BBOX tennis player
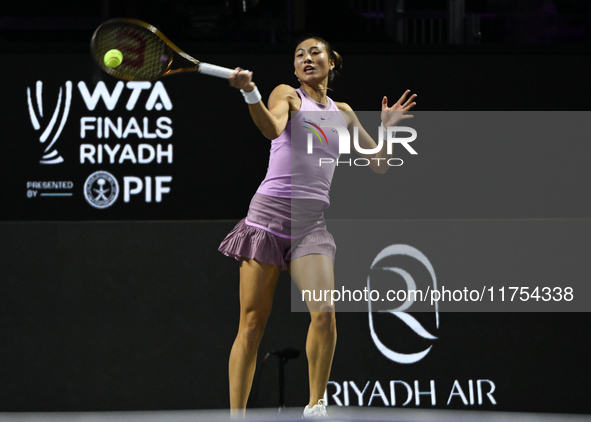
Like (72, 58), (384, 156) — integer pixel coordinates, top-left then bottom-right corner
(219, 36), (416, 418)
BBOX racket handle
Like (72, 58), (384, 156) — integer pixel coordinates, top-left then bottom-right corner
(197, 62), (235, 79)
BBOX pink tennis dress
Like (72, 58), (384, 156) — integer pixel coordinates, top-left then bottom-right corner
(218, 87), (347, 269)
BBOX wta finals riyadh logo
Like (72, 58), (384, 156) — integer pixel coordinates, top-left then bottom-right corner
(27, 81), (72, 164)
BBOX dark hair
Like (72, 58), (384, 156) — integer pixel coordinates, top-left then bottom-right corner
(294, 35), (343, 84)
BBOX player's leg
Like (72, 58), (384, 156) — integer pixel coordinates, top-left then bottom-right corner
(229, 259), (281, 411)
(289, 254), (336, 409)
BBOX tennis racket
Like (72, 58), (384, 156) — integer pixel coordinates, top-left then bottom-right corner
(91, 18), (235, 81)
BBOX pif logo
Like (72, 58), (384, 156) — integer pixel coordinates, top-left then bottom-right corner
(27, 81), (72, 164)
(82, 171), (173, 208)
(84, 170), (120, 209)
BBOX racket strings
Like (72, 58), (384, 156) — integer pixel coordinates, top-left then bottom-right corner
(93, 22), (171, 80)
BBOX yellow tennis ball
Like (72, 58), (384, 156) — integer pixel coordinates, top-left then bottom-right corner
(104, 49), (123, 68)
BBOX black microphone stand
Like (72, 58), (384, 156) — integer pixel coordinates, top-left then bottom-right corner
(269, 348), (300, 411)
(278, 355), (287, 410)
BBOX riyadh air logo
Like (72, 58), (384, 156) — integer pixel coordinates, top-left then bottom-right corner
(27, 81), (72, 164)
(368, 245), (439, 364)
(84, 171), (119, 209)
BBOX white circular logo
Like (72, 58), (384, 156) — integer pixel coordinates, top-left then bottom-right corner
(368, 244), (439, 364)
(83, 171), (119, 209)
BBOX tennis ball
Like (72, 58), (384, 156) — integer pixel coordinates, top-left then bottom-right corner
(104, 49), (123, 68)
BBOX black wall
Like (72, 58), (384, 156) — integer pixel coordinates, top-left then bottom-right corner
(1, 221), (590, 412)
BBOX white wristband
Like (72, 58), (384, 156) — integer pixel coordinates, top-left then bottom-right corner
(240, 86), (262, 104)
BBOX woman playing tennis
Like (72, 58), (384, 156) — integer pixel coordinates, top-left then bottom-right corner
(219, 36), (416, 418)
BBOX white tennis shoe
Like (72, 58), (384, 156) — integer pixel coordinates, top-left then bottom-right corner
(302, 399), (328, 419)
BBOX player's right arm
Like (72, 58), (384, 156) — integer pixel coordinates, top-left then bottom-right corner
(246, 84), (296, 140)
(229, 70), (297, 140)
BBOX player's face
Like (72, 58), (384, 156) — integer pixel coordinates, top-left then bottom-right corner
(294, 39), (333, 84)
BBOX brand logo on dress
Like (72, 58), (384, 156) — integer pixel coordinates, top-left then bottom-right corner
(303, 119), (329, 153)
(27, 81), (72, 164)
(368, 244), (439, 364)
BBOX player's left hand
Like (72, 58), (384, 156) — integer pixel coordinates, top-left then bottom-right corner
(381, 90), (416, 127)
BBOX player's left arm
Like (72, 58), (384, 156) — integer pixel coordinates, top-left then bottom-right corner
(336, 90), (416, 174)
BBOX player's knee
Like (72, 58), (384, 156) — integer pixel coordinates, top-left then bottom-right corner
(239, 311), (269, 345)
(311, 310), (336, 333)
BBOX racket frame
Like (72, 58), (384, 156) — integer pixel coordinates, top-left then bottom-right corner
(91, 18), (213, 81)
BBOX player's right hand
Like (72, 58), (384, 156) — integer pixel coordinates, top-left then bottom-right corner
(229, 67), (256, 92)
